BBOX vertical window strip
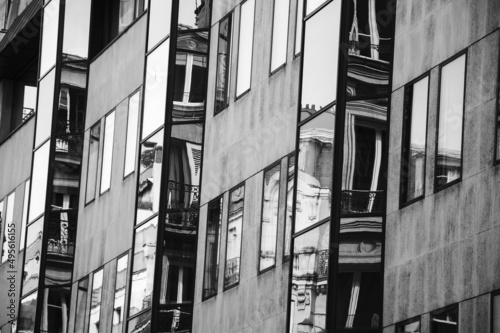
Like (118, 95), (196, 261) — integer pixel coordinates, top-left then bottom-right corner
(224, 185), (244, 289)
(89, 268), (104, 333)
(283, 153), (295, 261)
(203, 197), (223, 299)
(20, 180), (30, 252)
(1, 191), (15, 263)
(294, 0), (303, 56)
(235, 0), (255, 97)
(124, 92), (140, 177)
(270, 0), (290, 73)
(85, 122), (101, 204)
(112, 254), (129, 333)
(100, 111), (116, 194)
(214, 14), (232, 114)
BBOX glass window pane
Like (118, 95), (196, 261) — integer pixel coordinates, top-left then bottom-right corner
(259, 164), (281, 271)
(23, 216), (44, 296)
(2, 192), (15, 263)
(296, 109), (334, 233)
(235, 0), (255, 97)
(18, 293), (38, 333)
(306, 0), (328, 15)
(29, 141), (50, 222)
(23, 86), (37, 119)
(289, 222), (329, 333)
(89, 269), (104, 333)
(75, 277), (89, 333)
(158, 306), (192, 332)
(270, 0), (290, 72)
(112, 254), (129, 333)
(178, 0), (196, 29)
(203, 197), (222, 299)
(136, 130), (163, 224)
(40, 0), (60, 77)
(127, 310), (151, 333)
(35, 68), (56, 148)
(20, 180), (30, 251)
(45, 211), (76, 285)
(494, 294), (500, 332)
(214, 15), (232, 114)
(284, 154), (295, 261)
(401, 77), (429, 203)
(143, 40), (169, 139)
(431, 307), (458, 333)
(40, 287), (70, 333)
(224, 185), (244, 288)
(436, 55), (466, 188)
(100, 111), (115, 194)
(119, 0), (135, 33)
(124, 92), (140, 176)
(294, 0), (303, 56)
(62, 0), (91, 58)
(397, 320), (421, 333)
(300, 0), (341, 122)
(148, 0), (172, 50)
(85, 122), (101, 204)
(129, 217), (157, 316)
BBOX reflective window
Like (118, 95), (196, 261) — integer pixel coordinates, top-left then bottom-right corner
(148, 0), (172, 50)
(112, 254), (129, 333)
(40, 0), (60, 77)
(158, 307), (192, 332)
(129, 217), (157, 316)
(23, 86), (37, 121)
(29, 141), (50, 222)
(100, 111), (115, 194)
(436, 54), (466, 189)
(270, 0), (290, 72)
(300, 0), (341, 122)
(493, 294), (500, 332)
(142, 40), (169, 139)
(40, 287), (70, 333)
(289, 222), (329, 333)
(178, 0), (208, 29)
(284, 154), (295, 261)
(22, 217), (44, 296)
(124, 92), (140, 177)
(431, 307), (458, 333)
(235, 0), (255, 97)
(203, 197), (222, 299)
(1, 192), (14, 263)
(214, 14), (232, 114)
(396, 318), (421, 333)
(18, 293), (38, 333)
(128, 310), (151, 333)
(45, 211), (76, 285)
(85, 122), (101, 204)
(296, 110), (335, 232)
(294, 0), (303, 56)
(62, 0), (91, 58)
(224, 185), (244, 288)
(89, 268), (104, 333)
(259, 163), (281, 271)
(20, 180), (30, 251)
(136, 130), (164, 224)
(35, 68), (55, 148)
(401, 76), (429, 204)
(74, 277), (89, 333)
(306, 0), (328, 15)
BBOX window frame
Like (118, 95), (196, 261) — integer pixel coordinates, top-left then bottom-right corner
(234, 0), (256, 100)
(395, 316), (421, 333)
(492, 290), (500, 333)
(110, 252), (130, 333)
(269, 0), (291, 75)
(214, 11), (234, 116)
(88, 267), (105, 333)
(123, 88), (142, 179)
(1, 190), (15, 263)
(430, 303), (459, 333)
(99, 109), (116, 196)
(74, 275), (90, 333)
(85, 120), (102, 205)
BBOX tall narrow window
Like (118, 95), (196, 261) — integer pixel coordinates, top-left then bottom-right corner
(284, 154), (295, 261)
(20, 180), (30, 251)
(235, 0), (255, 97)
(147, 0), (172, 50)
(294, 0), (303, 56)
(86, 122), (101, 203)
(124, 92), (140, 177)
(203, 197), (223, 299)
(0, 200), (3, 262)
(89, 268), (104, 333)
(35, 68), (56, 148)
(401, 75), (429, 204)
(493, 293), (500, 332)
(259, 163), (281, 272)
(431, 306), (458, 333)
(112, 254), (128, 333)
(224, 185), (244, 289)
(215, 14), (232, 114)
(74, 277), (89, 333)
(100, 111), (115, 194)
(1, 191), (15, 263)
(435, 54), (466, 189)
(270, 0), (290, 73)
(39, 0), (60, 77)
(29, 140), (50, 222)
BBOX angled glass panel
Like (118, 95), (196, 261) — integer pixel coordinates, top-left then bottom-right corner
(35, 68), (56, 148)
(431, 307), (458, 333)
(270, 0), (290, 72)
(85, 122), (101, 204)
(259, 164), (281, 271)
(436, 55), (466, 188)
(136, 130), (164, 224)
(224, 185), (244, 288)
(203, 198), (222, 299)
(284, 154), (295, 261)
(296, 109), (334, 233)
(158, 306), (192, 332)
(300, 0), (341, 122)
(129, 217), (157, 316)
(294, 0), (303, 56)
(62, 0), (91, 59)
(127, 310), (151, 333)
(22, 216), (44, 296)
(40, 287), (71, 333)
(124, 92), (140, 177)
(20, 180), (30, 251)
(178, 0), (211, 29)
(75, 277), (89, 333)
(235, 0), (255, 97)
(112, 254), (129, 333)
(289, 222), (329, 333)
(18, 293), (38, 333)
(143, 40), (169, 139)
(29, 141), (50, 222)
(40, 0), (60, 77)
(397, 319), (421, 333)
(100, 111), (115, 194)
(214, 14), (232, 114)
(306, 0), (328, 15)
(1, 192), (15, 263)
(89, 268), (104, 333)
(148, 0), (172, 51)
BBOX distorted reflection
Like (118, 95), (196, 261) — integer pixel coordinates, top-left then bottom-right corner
(259, 164), (281, 271)
(295, 0), (303, 56)
(40, 0), (59, 76)
(18, 293), (38, 333)
(20, 180), (30, 252)
(74, 277), (89, 333)
(35, 68), (55, 147)
(203, 198), (222, 298)
(40, 287), (70, 333)
(89, 269), (103, 333)
(296, 110), (335, 233)
(100, 111), (115, 194)
(136, 130), (164, 224)
(336, 217), (382, 329)
(129, 217), (158, 316)
(124, 92), (140, 177)
(158, 307), (192, 332)
(23, 217), (44, 296)
(290, 222), (329, 333)
(224, 185), (244, 288)
(214, 15), (232, 114)
(29, 140), (50, 221)
(128, 310), (151, 333)
(284, 154), (295, 261)
(341, 99), (387, 215)
(178, 0), (211, 29)
(112, 255), (129, 333)
(397, 320), (421, 333)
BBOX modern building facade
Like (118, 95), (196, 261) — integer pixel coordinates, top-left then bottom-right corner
(0, 0), (499, 332)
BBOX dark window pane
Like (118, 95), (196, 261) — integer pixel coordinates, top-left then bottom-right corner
(493, 294), (500, 332)
(284, 154), (295, 261)
(235, 0), (255, 97)
(173, 54), (187, 102)
(259, 163), (281, 271)
(20, 180), (30, 251)
(129, 217), (157, 316)
(124, 92), (140, 176)
(40, 287), (71, 333)
(397, 319), (421, 333)
(85, 122), (101, 204)
(294, 0), (303, 56)
(203, 198), (222, 299)
(89, 269), (104, 333)
(214, 15), (232, 114)
(127, 310), (151, 333)
(112, 255), (129, 333)
(289, 222), (329, 333)
(300, 0), (341, 122)
(436, 55), (466, 188)
(35, 68), (56, 148)
(1, 192), (14, 264)
(148, 0), (172, 50)
(62, 0), (91, 59)
(136, 130), (164, 224)
(57, 62), (87, 137)
(270, 0), (290, 72)
(158, 306), (192, 332)
(23, 216), (43, 296)
(296, 109), (334, 232)
(75, 277), (89, 333)
(40, 0), (59, 76)
(224, 185), (244, 288)
(100, 111), (115, 194)
(431, 307), (458, 333)
(401, 77), (429, 203)
(18, 293), (38, 333)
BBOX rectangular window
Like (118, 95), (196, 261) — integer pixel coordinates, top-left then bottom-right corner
(112, 254), (128, 333)
(100, 111), (115, 194)
(23, 216), (44, 297)
(40, 0), (60, 77)
(1, 191), (15, 263)
(74, 277), (89, 333)
(401, 75), (429, 204)
(147, 0), (172, 50)
(431, 306), (458, 333)
(493, 293), (500, 332)
(203, 197), (223, 299)
(435, 54), (466, 189)
(235, 0), (255, 98)
(89, 268), (104, 333)
(270, 0), (290, 73)
(85, 122), (101, 204)
(224, 185), (244, 289)
(35, 68), (56, 148)
(0, 200), (3, 262)
(214, 14), (232, 114)
(124, 92), (140, 177)
(294, 0), (303, 56)
(284, 154), (294, 261)
(20, 180), (30, 251)
(40, 287), (70, 333)
(259, 163), (281, 272)
(396, 318), (421, 333)
(18, 293), (38, 333)
(29, 140), (50, 222)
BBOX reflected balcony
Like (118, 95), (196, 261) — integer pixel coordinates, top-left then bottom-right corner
(224, 257), (240, 286)
(341, 190), (385, 215)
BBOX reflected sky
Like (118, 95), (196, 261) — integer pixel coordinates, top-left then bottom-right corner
(62, 0), (91, 58)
